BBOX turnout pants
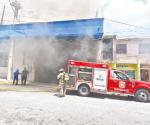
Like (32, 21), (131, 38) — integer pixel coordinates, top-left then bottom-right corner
(59, 83), (67, 97)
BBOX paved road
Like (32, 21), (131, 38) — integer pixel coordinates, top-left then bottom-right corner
(0, 92), (150, 125)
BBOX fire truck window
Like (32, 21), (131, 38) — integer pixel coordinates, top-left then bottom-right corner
(69, 67), (76, 75)
(78, 73), (92, 81)
(78, 67), (92, 73)
(78, 67), (92, 81)
(111, 71), (117, 78)
(114, 71), (128, 80)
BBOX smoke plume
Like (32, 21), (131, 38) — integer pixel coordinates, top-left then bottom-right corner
(12, 34), (99, 83)
(134, 0), (148, 4)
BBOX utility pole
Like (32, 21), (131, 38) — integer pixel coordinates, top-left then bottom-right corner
(0, 5), (6, 24)
(9, 0), (21, 22)
(7, 0), (21, 81)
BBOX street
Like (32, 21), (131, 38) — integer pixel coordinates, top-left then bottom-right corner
(0, 92), (150, 125)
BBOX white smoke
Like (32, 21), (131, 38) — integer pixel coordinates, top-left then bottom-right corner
(134, 0), (148, 4)
(101, 0), (112, 17)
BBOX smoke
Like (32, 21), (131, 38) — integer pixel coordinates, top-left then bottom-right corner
(12, 33), (99, 83)
(134, 0), (148, 4)
(3, 0), (101, 83)
(18, 0), (101, 22)
(101, 0), (112, 17)
(72, 38), (98, 61)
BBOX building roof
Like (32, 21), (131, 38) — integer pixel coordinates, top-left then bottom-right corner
(0, 18), (104, 39)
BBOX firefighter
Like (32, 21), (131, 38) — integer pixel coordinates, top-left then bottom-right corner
(57, 68), (69, 97)
(21, 67), (29, 85)
(13, 69), (20, 85)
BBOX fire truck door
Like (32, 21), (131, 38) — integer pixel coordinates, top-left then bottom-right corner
(68, 66), (76, 86)
(93, 68), (108, 91)
(109, 71), (132, 93)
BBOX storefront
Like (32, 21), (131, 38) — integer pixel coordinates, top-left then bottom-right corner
(140, 64), (150, 82)
(109, 63), (140, 80)
(0, 18), (104, 82)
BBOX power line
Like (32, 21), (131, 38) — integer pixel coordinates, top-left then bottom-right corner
(105, 18), (150, 31)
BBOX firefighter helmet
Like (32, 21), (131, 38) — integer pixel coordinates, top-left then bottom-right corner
(59, 68), (64, 72)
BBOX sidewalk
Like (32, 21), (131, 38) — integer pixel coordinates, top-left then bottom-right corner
(0, 82), (58, 92)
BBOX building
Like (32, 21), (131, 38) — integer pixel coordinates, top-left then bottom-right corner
(0, 18), (104, 83)
(1, 17), (150, 83)
(98, 36), (150, 81)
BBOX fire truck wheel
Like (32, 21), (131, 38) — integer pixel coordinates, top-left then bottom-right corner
(135, 89), (150, 102)
(78, 84), (90, 96)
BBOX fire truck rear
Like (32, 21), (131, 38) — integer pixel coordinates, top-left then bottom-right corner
(67, 60), (150, 102)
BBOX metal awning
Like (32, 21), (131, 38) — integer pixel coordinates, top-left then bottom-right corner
(0, 18), (104, 39)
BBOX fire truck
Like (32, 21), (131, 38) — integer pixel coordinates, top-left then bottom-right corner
(67, 60), (150, 102)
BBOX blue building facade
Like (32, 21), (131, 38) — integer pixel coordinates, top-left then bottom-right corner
(0, 18), (104, 39)
(0, 18), (104, 82)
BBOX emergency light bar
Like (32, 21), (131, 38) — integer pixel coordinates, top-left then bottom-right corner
(68, 60), (109, 69)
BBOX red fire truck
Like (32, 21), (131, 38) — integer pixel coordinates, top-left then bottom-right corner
(67, 60), (150, 102)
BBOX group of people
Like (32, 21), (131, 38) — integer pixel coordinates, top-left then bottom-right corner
(13, 67), (68, 97)
(13, 67), (29, 85)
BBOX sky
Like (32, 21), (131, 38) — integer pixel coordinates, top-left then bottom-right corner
(0, 0), (150, 37)
(102, 0), (150, 38)
(101, 0), (150, 26)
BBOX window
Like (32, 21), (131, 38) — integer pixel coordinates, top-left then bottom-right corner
(69, 66), (76, 75)
(139, 44), (150, 54)
(120, 70), (135, 79)
(78, 67), (92, 81)
(78, 67), (92, 73)
(116, 44), (127, 54)
(111, 71), (128, 80)
(78, 73), (92, 81)
(68, 66), (77, 85)
(102, 38), (113, 60)
(140, 70), (149, 82)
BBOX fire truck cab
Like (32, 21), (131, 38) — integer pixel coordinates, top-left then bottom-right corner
(67, 60), (150, 102)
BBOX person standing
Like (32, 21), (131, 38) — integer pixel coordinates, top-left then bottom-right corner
(57, 68), (69, 97)
(13, 69), (20, 85)
(21, 67), (29, 85)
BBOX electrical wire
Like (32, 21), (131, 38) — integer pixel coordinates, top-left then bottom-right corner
(105, 18), (150, 31)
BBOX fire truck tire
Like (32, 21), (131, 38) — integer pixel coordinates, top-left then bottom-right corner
(78, 84), (90, 96)
(135, 89), (150, 102)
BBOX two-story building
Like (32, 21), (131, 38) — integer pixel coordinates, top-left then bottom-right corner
(98, 36), (150, 82)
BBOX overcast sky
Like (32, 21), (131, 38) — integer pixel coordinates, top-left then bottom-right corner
(103, 0), (150, 26)
(0, 0), (150, 37)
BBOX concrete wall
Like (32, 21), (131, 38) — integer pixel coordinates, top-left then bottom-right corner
(115, 38), (150, 64)
(98, 37), (150, 64)
(95, 37), (150, 81)
(0, 39), (10, 80)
